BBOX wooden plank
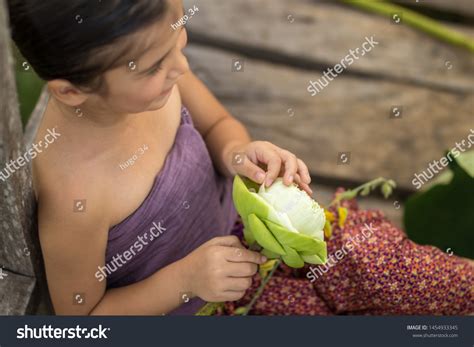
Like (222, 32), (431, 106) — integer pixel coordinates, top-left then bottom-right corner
(0, 0), (54, 315)
(184, 0), (474, 93)
(185, 45), (473, 190)
(0, 269), (36, 315)
(0, 0), (39, 277)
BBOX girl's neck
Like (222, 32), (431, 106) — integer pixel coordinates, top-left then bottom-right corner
(50, 94), (142, 129)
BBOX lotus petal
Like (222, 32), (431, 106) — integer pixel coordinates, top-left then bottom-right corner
(248, 214), (286, 255)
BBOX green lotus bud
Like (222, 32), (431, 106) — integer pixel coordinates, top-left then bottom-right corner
(232, 175), (327, 268)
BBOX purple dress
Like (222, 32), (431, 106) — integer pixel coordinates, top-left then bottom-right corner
(104, 106), (238, 315)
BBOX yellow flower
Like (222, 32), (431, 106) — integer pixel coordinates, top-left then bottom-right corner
(338, 207), (348, 228)
(259, 259), (279, 278)
(324, 210), (336, 222)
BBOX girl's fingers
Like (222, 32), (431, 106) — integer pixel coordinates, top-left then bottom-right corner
(209, 235), (245, 249)
(224, 277), (253, 292)
(255, 148), (282, 187)
(234, 153), (266, 184)
(221, 290), (247, 302)
(294, 173), (313, 196)
(275, 149), (298, 186)
(225, 262), (258, 277)
(297, 158), (311, 184)
(226, 247), (266, 264)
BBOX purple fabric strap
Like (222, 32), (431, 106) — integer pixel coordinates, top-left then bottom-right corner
(104, 106), (238, 315)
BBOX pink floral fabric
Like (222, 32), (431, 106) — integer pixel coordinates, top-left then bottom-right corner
(220, 190), (473, 316)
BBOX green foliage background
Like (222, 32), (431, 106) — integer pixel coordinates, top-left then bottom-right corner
(404, 151), (474, 259)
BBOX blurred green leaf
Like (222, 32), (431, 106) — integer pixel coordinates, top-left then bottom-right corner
(455, 149), (474, 178)
(11, 41), (44, 126)
(404, 151), (474, 259)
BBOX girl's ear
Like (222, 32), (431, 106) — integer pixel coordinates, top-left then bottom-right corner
(47, 79), (89, 107)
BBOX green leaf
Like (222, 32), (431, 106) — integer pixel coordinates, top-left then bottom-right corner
(195, 302), (224, 316)
(455, 149), (474, 178)
(381, 182), (392, 198)
(360, 186), (371, 196)
(233, 307), (247, 315)
(404, 153), (474, 259)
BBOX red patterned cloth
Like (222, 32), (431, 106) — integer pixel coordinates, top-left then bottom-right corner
(220, 190), (474, 315)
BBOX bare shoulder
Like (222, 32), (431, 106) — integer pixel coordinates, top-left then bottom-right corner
(32, 118), (112, 314)
(33, 135), (112, 225)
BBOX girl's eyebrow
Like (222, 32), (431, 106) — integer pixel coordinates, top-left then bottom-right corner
(137, 7), (186, 76)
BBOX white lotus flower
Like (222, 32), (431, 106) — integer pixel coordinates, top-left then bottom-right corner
(233, 175), (327, 268)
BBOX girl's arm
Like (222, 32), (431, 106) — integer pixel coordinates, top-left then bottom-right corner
(177, 70), (251, 177)
(37, 172), (192, 315)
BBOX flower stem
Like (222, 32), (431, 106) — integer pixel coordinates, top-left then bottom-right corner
(330, 177), (386, 206)
(341, 0), (474, 52)
(241, 259), (281, 316)
(195, 302), (224, 316)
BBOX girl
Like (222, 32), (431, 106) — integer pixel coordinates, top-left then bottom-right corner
(7, 0), (472, 316)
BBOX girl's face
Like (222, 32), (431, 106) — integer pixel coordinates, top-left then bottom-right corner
(93, 0), (189, 115)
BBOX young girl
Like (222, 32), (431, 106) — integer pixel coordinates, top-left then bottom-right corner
(8, 0), (472, 316)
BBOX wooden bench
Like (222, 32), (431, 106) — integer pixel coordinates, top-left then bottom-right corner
(0, 0), (52, 314)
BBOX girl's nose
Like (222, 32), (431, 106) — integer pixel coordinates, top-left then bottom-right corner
(168, 53), (189, 80)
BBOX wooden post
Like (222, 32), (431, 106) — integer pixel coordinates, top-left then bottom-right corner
(0, 0), (52, 314)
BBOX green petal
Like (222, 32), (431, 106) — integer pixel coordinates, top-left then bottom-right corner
(281, 245), (304, 268)
(300, 245), (327, 259)
(261, 248), (281, 259)
(248, 214), (286, 255)
(263, 218), (326, 254)
(233, 175), (293, 229)
(233, 175), (270, 219)
(301, 253), (326, 265)
(241, 217), (255, 245)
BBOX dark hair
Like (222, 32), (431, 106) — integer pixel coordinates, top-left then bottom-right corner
(7, 0), (168, 94)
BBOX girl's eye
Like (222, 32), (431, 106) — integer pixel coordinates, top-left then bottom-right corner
(147, 65), (162, 76)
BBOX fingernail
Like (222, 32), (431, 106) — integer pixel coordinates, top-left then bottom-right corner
(256, 172), (265, 182)
(261, 256), (267, 263)
(288, 175), (294, 183)
(266, 178), (273, 186)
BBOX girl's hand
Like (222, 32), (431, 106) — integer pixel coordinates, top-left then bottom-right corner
(227, 141), (313, 195)
(180, 236), (266, 302)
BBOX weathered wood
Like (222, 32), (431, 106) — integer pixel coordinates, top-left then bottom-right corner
(0, 0), (36, 276)
(184, 0), (474, 93)
(185, 45), (473, 190)
(0, 270), (36, 315)
(0, 0), (52, 314)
